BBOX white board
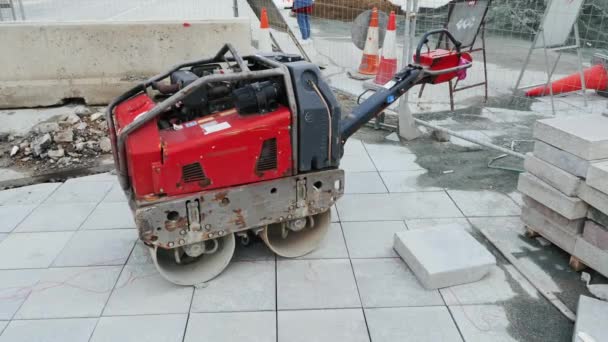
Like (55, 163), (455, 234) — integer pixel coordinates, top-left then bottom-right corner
(537, 0), (584, 48)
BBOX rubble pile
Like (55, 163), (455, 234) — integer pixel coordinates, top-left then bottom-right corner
(3, 106), (112, 172)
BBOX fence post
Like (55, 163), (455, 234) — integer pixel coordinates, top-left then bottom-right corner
(398, 0), (421, 140)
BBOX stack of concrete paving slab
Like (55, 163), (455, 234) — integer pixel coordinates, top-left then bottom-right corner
(517, 115), (608, 278)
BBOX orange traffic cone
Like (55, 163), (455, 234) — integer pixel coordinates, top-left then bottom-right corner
(358, 8), (380, 75)
(374, 11), (397, 84)
(526, 64), (608, 97)
(258, 7), (273, 52)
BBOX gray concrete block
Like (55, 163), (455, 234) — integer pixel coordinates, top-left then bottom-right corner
(534, 116), (608, 160)
(524, 153), (581, 196)
(573, 295), (608, 342)
(579, 183), (608, 217)
(573, 237), (608, 278)
(586, 160), (608, 195)
(393, 228), (496, 289)
(521, 206), (579, 254)
(523, 196), (585, 234)
(588, 206), (608, 227)
(533, 141), (594, 178)
(517, 173), (588, 220)
(583, 220), (608, 251)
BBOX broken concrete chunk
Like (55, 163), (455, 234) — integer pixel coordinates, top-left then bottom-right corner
(47, 148), (65, 159)
(74, 122), (88, 131)
(522, 195), (584, 234)
(34, 122), (59, 134)
(393, 228), (496, 289)
(583, 220), (608, 251)
(10, 146), (19, 157)
(99, 137), (112, 153)
(524, 153), (581, 196)
(31, 133), (52, 156)
(53, 128), (74, 143)
(90, 112), (104, 121)
(74, 106), (92, 116)
(517, 173), (588, 220)
(579, 183), (608, 217)
(534, 116), (608, 160)
(63, 113), (81, 125)
(586, 160), (608, 195)
(573, 295), (608, 342)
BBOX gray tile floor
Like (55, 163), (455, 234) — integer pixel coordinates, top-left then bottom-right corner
(0, 138), (571, 342)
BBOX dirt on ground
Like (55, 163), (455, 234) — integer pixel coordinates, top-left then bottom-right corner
(312, 0), (403, 21)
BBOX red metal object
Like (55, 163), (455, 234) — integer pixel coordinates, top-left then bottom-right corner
(114, 94), (293, 200)
(416, 49), (472, 84)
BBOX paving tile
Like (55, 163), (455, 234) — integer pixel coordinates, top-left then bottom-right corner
(81, 202), (135, 229)
(103, 263), (193, 315)
(330, 205), (339, 222)
(508, 192), (524, 207)
(0, 232), (73, 269)
(0, 183), (60, 206)
(336, 192), (463, 221)
(366, 147), (423, 171)
(405, 218), (471, 231)
(440, 264), (539, 305)
(449, 305), (519, 342)
(447, 190), (520, 217)
(90, 314), (187, 342)
(15, 203), (98, 232)
(43, 181), (112, 204)
(380, 170), (443, 192)
(0, 205), (37, 233)
(15, 266), (121, 319)
(0, 234), (5, 243)
(342, 221), (406, 258)
(52, 229), (136, 267)
(278, 309), (369, 342)
(101, 184), (128, 203)
(0, 318), (97, 342)
(0, 270), (43, 320)
(339, 153), (377, 172)
(191, 260), (275, 312)
(0, 321), (6, 335)
(185, 311), (276, 342)
(126, 241), (153, 265)
(365, 307), (463, 342)
(277, 259), (360, 309)
(344, 172), (387, 194)
(343, 139), (367, 156)
(352, 258), (443, 307)
(296, 223), (348, 259)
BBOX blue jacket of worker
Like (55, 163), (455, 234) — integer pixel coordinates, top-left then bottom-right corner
(294, 0), (313, 9)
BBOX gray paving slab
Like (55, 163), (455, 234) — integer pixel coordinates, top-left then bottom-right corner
(517, 173), (588, 220)
(0, 234), (5, 243)
(447, 190), (520, 217)
(508, 191), (524, 207)
(15, 203), (98, 232)
(533, 140), (595, 178)
(583, 220), (608, 250)
(342, 221), (406, 258)
(191, 260), (275, 312)
(90, 314), (187, 342)
(277, 259), (360, 310)
(103, 263), (193, 315)
(578, 182), (608, 217)
(468, 217), (532, 254)
(394, 228), (496, 289)
(185, 311), (276, 342)
(440, 264), (539, 305)
(364, 143), (423, 171)
(0, 321), (6, 335)
(343, 139), (367, 156)
(365, 307), (463, 342)
(523, 196), (585, 234)
(344, 172), (388, 194)
(336, 192), (463, 222)
(339, 153), (377, 172)
(449, 305), (520, 342)
(278, 309), (370, 342)
(101, 184), (128, 203)
(0, 269), (43, 320)
(43, 181), (113, 204)
(52, 229), (136, 267)
(15, 266), (121, 319)
(588, 206), (608, 228)
(0, 232), (73, 269)
(380, 170), (443, 192)
(352, 258), (443, 307)
(572, 237), (608, 278)
(405, 218), (472, 231)
(0, 318), (97, 342)
(0, 205), (36, 233)
(521, 205), (579, 254)
(587, 160), (608, 195)
(295, 223), (348, 259)
(573, 295), (608, 342)
(524, 153), (581, 196)
(81, 202), (135, 229)
(0, 183), (60, 206)
(533, 115), (608, 160)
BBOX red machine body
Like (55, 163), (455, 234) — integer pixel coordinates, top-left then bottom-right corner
(417, 49), (472, 84)
(114, 94), (293, 200)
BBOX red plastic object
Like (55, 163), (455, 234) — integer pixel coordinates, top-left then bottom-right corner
(525, 64), (608, 97)
(416, 49), (472, 84)
(114, 94), (293, 200)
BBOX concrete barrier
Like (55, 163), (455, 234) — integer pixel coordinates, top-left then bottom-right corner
(0, 19), (253, 108)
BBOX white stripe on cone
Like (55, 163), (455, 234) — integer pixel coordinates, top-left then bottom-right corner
(381, 28), (396, 60)
(363, 26), (379, 56)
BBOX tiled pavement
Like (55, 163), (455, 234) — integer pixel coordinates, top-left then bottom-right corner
(0, 139), (571, 342)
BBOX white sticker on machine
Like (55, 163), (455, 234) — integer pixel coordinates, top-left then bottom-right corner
(201, 121), (231, 134)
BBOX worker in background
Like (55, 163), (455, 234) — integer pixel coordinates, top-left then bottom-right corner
(292, 0), (314, 43)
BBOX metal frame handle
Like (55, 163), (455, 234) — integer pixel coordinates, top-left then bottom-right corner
(415, 29), (462, 63)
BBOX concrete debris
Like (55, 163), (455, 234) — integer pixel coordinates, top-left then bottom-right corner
(384, 132), (400, 142)
(32, 133), (52, 156)
(47, 148), (65, 159)
(10, 146), (19, 157)
(0, 132), (9, 142)
(53, 128), (74, 143)
(431, 129), (451, 142)
(99, 137), (112, 153)
(74, 122), (88, 131)
(63, 113), (81, 125)
(90, 112), (104, 121)
(74, 105), (92, 116)
(34, 122), (60, 134)
(581, 272), (608, 301)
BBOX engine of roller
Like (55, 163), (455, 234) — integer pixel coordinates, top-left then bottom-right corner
(109, 29), (471, 285)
